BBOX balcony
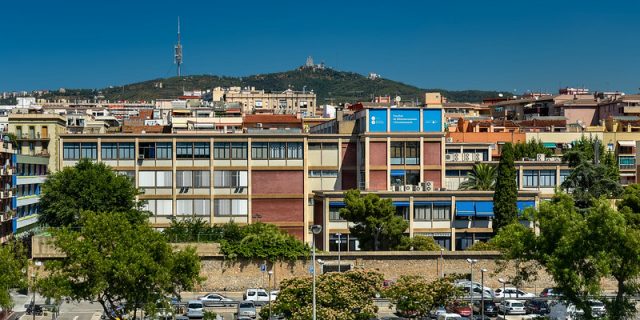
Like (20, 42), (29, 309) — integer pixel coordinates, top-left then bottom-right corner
(16, 133), (50, 141)
(16, 176), (47, 185)
(16, 195), (40, 207)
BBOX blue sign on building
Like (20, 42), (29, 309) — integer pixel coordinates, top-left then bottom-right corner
(368, 109), (388, 132)
(390, 109), (420, 132)
(423, 109), (443, 132)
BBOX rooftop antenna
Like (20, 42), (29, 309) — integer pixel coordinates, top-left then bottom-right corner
(174, 16), (183, 77)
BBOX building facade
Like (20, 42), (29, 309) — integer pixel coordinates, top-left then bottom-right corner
(8, 112), (67, 171)
(212, 87), (316, 116)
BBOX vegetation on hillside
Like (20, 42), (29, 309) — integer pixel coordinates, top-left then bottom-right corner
(38, 68), (510, 103)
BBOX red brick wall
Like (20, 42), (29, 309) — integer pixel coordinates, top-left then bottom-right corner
(369, 170), (387, 191)
(369, 142), (387, 166)
(252, 199), (304, 223)
(423, 142), (441, 165)
(281, 227), (304, 241)
(342, 142), (357, 166)
(423, 170), (442, 189)
(252, 171), (303, 194)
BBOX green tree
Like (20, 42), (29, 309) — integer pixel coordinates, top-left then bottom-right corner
(458, 163), (496, 191)
(513, 139), (552, 159)
(386, 275), (462, 318)
(339, 189), (408, 251)
(39, 159), (144, 227)
(493, 143), (518, 232)
(0, 242), (28, 311)
(38, 211), (202, 320)
(397, 235), (442, 251)
(220, 222), (309, 262)
(617, 184), (640, 227)
(464, 241), (497, 251)
(262, 270), (383, 320)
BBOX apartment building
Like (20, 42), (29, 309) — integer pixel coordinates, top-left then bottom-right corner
(212, 87), (316, 116)
(0, 140), (15, 243)
(8, 111), (67, 171)
(12, 154), (48, 237)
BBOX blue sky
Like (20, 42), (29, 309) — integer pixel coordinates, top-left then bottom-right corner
(2, 0), (639, 93)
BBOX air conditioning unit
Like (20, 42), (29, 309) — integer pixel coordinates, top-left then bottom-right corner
(414, 185), (423, 192)
(422, 181), (434, 192)
(473, 153), (482, 161)
(536, 153), (546, 161)
(393, 185), (403, 192)
(452, 153), (460, 162)
(446, 137), (454, 143)
(404, 185), (413, 192)
(445, 154), (453, 161)
(138, 154), (145, 160)
(463, 153), (472, 162)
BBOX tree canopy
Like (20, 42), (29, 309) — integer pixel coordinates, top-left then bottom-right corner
(458, 163), (496, 191)
(339, 189), (408, 251)
(263, 270), (383, 320)
(493, 143), (518, 232)
(385, 275), (462, 318)
(513, 139), (552, 159)
(397, 235), (442, 251)
(220, 222), (310, 262)
(39, 159), (144, 227)
(0, 242), (28, 311)
(38, 211), (202, 320)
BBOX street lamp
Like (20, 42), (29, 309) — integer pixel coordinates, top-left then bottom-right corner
(310, 224), (323, 320)
(480, 268), (488, 319)
(466, 258), (478, 319)
(268, 270), (273, 320)
(498, 278), (507, 315)
(336, 233), (342, 272)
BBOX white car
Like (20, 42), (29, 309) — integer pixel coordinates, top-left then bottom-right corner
(437, 313), (462, 320)
(185, 300), (204, 319)
(499, 300), (526, 315)
(494, 287), (536, 299)
(455, 280), (494, 299)
(198, 293), (234, 306)
(243, 289), (269, 305)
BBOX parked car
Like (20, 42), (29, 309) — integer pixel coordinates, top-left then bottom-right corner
(447, 302), (472, 317)
(270, 290), (279, 301)
(540, 287), (562, 298)
(243, 288), (269, 305)
(494, 287), (536, 299)
(236, 301), (256, 319)
(499, 300), (526, 315)
(431, 306), (448, 319)
(472, 300), (498, 317)
(185, 300), (203, 319)
(549, 301), (584, 320)
(26, 304), (43, 316)
(198, 293), (234, 306)
(455, 281), (494, 299)
(437, 313), (463, 320)
(588, 300), (606, 318)
(525, 299), (550, 315)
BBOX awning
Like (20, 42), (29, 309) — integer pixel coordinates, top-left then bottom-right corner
(475, 201), (494, 217)
(543, 142), (557, 148)
(393, 201), (410, 207)
(618, 140), (636, 147)
(456, 201), (475, 217)
(390, 170), (405, 176)
(329, 202), (346, 207)
(517, 201), (535, 212)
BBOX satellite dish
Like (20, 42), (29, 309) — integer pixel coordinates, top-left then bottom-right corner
(498, 93), (504, 98)
(395, 96), (401, 102)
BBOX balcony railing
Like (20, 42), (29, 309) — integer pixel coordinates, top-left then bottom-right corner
(619, 164), (636, 171)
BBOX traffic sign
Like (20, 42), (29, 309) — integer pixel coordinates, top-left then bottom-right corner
(260, 264), (267, 272)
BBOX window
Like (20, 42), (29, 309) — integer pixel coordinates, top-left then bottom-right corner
(139, 171), (155, 187)
(269, 142), (286, 159)
(539, 170), (556, 187)
(414, 205), (432, 221)
(287, 142), (303, 159)
(214, 199), (248, 216)
(309, 170), (338, 178)
(523, 170), (538, 188)
(139, 142), (156, 159)
(329, 206), (345, 221)
(559, 170), (571, 184)
(138, 142), (171, 159)
(433, 203), (451, 220)
(102, 143), (118, 159)
(177, 171), (193, 188)
(390, 141), (420, 165)
(309, 170), (322, 177)
(322, 170), (338, 177)
(194, 171), (210, 187)
(214, 142), (230, 159)
(390, 142), (404, 165)
(194, 199), (211, 216)
(390, 170), (420, 187)
(194, 142), (210, 158)
(156, 142), (172, 159)
(147, 199), (173, 216)
(214, 171), (248, 188)
(176, 142), (194, 159)
(231, 143), (248, 159)
(396, 206), (410, 220)
(63, 143), (81, 160)
(251, 142), (268, 159)
(119, 143), (135, 159)
(177, 199), (193, 215)
(155, 171), (172, 187)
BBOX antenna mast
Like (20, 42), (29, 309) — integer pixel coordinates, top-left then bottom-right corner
(174, 16), (183, 77)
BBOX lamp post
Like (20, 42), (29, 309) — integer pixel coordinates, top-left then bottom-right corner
(268, 270), (273, 320)
(466, 258), (478, 319)
(498, 278), (507, 315)
(310, 225), (323, 320)
(440, 248), (444, 278)
(481, 269), (487, 319)
(336, 233), (342, 272)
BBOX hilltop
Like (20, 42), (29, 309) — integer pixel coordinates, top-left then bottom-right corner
(40, 67), (508, 104)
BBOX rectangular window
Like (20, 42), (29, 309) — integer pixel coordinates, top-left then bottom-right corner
(231, 143), (248, 159)
(155, 171), (172, 187)
(214, 142), (230, 159)
(193, 171), (210, 187)
(139, 171), (155, 187)
(539, 170), (556, 187)
(523, 170), (538, 188)
(176, 142), (194, 159)
(214, 199), (231, 216)
(176, 199), (193, 215)
(193, 142), (210, 158)
(156, 142), (172, 159)
(405, 142), (420, 165)
(214, 199), (248, 216)
(214, 171), (247, 187)
(270, 142), (286, 159)
(309, 170), (322, 177)
(231, 199), (248, 215)
(194, 199), (211, 216)
(287, 142), (303, 159)
(559, 170), (571, 184)
(251, 142), (269, 160)
(80, 143), (97, 159)
(119, 143), (135, 159)
(433, 204), (451, 220)
(63, 142), (80, 160)
(414, 205), (432, 221)
(139, 142), (156, 159)
(156, 199), (173, 216)
(101, 143), (118, 160)
(322, 170), (338, 177)
(177, 171), (193, 188)
(390, 142), (404, 165)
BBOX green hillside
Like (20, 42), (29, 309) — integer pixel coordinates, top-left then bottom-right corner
(41, 67), (508, 103)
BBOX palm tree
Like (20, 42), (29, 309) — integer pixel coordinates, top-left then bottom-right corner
(458, 163), (496, 191)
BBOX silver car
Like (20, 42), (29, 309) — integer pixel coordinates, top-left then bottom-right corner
(185, 300), (204, 319)
(237, 301), (256, 319)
